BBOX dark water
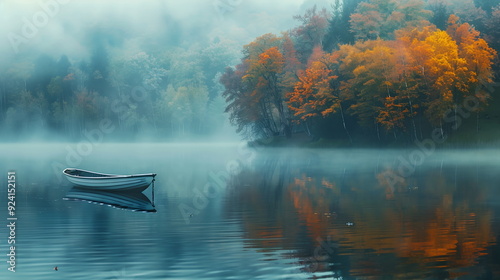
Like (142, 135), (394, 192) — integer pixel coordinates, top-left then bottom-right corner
(1, 143), (500, 279)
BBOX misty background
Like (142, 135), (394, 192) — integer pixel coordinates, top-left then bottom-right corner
(0, 0), (330, 141)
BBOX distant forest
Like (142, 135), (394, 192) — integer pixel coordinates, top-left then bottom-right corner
(2, 0), (500, 143)
(221, 0), (500, 144)
(1, 31), (239, 140)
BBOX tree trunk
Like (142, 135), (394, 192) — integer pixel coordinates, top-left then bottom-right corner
(440, 119), (444, 140)
(476, 111), (480, 145)
(339, 103), (352, 144)
(404, 81), (418, 141)
(305, 121), (312, 137)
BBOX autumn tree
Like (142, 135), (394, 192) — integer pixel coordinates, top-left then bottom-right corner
(350, 0), (431, 41)
(221, 34), (299, 138)
(336, 41), (400, 136)
(242, 33), (282, 61)
(280, 33), (302, 115)
(445, 0), (487, 33)
(413, 30), (466, 126)
(282, 33), (302, 75)
(292, 6), (330, 63)
(222, 3), (497, 143)
(288, 52), (336, 129)
(287, 48), (353, 141)
(243, 46), (291, 137)
(447, 15), (497, 113)
(396, 18), (496, 132)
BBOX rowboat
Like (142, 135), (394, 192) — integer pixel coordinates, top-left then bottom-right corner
(63, 168), (156, 192)
(64, 187), (156, 212)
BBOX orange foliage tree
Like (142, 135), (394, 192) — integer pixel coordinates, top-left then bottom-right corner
(399, 16), (496, 127)
(335, 40), (419, 138)
(286, 14), (496, 140)
(223, 5), (497, 142)
(243, 46), (288, 136)
(447, 15), (497, 106)
(221, 33), (305, 138)
(287, 51), (340, 123)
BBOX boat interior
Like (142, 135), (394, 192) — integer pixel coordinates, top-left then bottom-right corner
(65, 169), (112, 178)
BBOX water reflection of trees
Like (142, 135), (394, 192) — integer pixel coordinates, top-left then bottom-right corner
(226, 151), (499, 279)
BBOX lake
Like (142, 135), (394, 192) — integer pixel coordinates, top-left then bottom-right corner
(1, 143), (499, 279)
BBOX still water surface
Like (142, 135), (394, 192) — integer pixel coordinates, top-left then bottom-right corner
(1, 143), (499, 279)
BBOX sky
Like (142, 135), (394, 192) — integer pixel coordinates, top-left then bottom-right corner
(0, 0), (333, 68)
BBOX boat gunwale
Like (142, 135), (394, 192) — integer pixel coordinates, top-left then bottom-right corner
(63, 168), (156, 180)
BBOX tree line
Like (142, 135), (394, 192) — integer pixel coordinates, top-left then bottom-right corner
(0, 32), (238, 140)
(220, 0), (499, 144)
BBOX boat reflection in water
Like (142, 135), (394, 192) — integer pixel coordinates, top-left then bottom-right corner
(64, 187), (156, 213)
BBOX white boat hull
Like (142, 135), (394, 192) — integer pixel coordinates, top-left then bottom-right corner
(63, 168), (156, 192)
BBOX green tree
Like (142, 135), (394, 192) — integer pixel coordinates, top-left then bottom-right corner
(323, 0), (363, 51)
(428, 1), (450, 30)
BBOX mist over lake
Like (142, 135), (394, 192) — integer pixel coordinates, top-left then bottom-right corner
(1, 144), (500, 279)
